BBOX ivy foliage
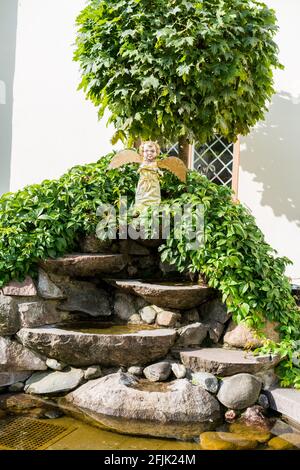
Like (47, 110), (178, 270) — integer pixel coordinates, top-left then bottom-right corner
(0, 156), (300, 387)
(74, 0), (282, 144)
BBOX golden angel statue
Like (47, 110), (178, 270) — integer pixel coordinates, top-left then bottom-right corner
(109, 141), (187, 212)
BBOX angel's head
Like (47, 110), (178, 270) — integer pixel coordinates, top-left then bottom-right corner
(139, 141), (160, 163)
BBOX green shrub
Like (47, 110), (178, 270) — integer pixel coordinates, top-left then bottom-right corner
(74, 0), (282, 145)
(0, 155), (299, 387)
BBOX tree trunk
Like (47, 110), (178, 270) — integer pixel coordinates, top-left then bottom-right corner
(178, 135), (190, 167)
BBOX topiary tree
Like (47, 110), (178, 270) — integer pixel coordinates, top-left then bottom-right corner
(74, 0), (282, 162)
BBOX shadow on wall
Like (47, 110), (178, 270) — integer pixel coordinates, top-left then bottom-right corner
(240, 92), (300, 228)
(0, 0), (19, 196)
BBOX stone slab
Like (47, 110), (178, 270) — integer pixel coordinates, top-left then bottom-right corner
(106, 279), (215, 309)
(39, 254), (127, 277)
(17, 326), (177, 367)
(180, 348), (281, 376)
(266, 388), (300, 426)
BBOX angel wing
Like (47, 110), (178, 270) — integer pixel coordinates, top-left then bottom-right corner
(157, 157), (187, 183)
(108, 150), (143, 169)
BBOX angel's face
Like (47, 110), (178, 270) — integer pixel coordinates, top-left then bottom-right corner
(143, 144), (157, 163)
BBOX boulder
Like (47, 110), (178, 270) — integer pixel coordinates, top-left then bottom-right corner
(2, 276), (37, 296)
(0, 336), (47, 371)
(25, 368), (84, 395)
(64, 372), (221, 439)
(37, 268), (65, 299)
(0, 294), (20, 335)
(199, 299), (231, 324)
(58, 281), (111, 317)
(217, 373), (262, 410)
(223, 320), (280, 349)
(18, 301), (64, 328)
(17, 327), (176, 367)
(182, 308), (199, 324)
(114, 292), (136, 321)
(176, 323), (207, 347)
(79, 235), (112, 254)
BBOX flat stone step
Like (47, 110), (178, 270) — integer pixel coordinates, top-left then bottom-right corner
(266, 388), (300, 426)
(17, 326), (176, 368)
(106, 279), (215, 309)
(180, 348), (281, 376)
(39, 254), (127, 277)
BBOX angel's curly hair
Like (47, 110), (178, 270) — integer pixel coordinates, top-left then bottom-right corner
(139, 141), (160, 156)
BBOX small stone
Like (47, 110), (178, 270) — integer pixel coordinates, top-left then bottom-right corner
(46, 358), (66, 371)
(157, 310), (181, 327)
(240, 405), (274, 430)
(128, 314), (142, 325)
(139, 306), (157, 324)
(127, 366), (144, 376)
(84, 366), (102, 380)
(8, 382), (25, 392)
(143, 362), (171, 382)
(225, 409), (238, 424)
(43, 409), (64, 419)
(191, 372), (219, 394)
(171, 363), (186, 379)
(257, 393), (269, 409)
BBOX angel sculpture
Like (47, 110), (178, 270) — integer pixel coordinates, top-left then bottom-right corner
(109, 141), (187, 212)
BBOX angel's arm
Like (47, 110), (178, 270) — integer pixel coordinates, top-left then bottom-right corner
(157, 157), (187, 183)
(108, 150), (143, 169)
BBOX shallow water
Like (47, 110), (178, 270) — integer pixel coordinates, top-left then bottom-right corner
(56, 322), (156, 335)
(0, 408), (300, 451)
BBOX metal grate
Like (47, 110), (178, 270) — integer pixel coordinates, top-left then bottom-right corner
(164, 137), (234, 187)
(193, 136), (234, 187)
(0, 416), (76, 450)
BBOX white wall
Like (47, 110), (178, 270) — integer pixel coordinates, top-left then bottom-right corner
(9, 0), (117, 192)
(239, 0), (300, 280)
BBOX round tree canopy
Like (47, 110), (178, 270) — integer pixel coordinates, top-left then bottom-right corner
(74, 0), (281, 145)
